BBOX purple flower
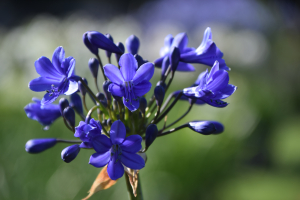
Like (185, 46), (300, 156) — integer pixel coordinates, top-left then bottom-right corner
(74, 119), (102, 148)
(104, 53), (154, 111)
(24, 98), (61, 126)
(180, 27), (229, 70)
(183, 61), (237, 107)
(154, 33), (195, 72)
(89, 120), (145, 180)
(28, 46), (78, 105)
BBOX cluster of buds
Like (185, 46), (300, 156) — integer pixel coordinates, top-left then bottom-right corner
(25, 27), (236, 199)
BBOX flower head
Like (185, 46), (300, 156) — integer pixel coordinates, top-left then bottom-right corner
(183, 61), (237, 107)
(180, 27), (229, 70)
(89, 120), (145, 180)
(24, 98), (61, 126)
(74, 119), (102, 148)
(154, 33), (195, 72)
(104, 53), (154, 111)
(28, 46), (78, 105)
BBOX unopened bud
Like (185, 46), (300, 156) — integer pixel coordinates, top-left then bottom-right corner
(63, 107), (76, 128)
(126, 35), (140, 55)
(103, 80), (112, 101)
(70, 93), (83, 116)
(25, 138), (57, 153)
(154, 85), (165, 107)
(83, 32), (98, 55)
(105, 34), (114, 58)
(139, 97), (147, 114)
(134, 54), (147, 68)
(169, 46), (180, 71)
(161, 56), (170, 78)
(78, 78), (88, 96)
(188, 121), (224, 135)
(61, 144), (80, 163)
(115, 42), (125, 62)
(59, 98), (69, 115)
(89, 58), (99, 78)
(145, 124), (158, 149)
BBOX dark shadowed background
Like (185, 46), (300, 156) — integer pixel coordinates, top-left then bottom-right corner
(0, 0), (300, 199)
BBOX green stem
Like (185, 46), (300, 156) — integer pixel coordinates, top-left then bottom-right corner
(125, 174), (143, 200)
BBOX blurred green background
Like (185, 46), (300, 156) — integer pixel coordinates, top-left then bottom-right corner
(0, 0), (300, 199)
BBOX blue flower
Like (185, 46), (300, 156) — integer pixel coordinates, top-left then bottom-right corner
(29, 46), (78, 105)
(104, 53), (154, 111)
(74, 119), (102, 148)
(183, 61), (237, 107)
(89, 120), (145, 180)
(154, 33), (195, 72)
(180, 27), (229, 70)
(24, 98), (61, 126)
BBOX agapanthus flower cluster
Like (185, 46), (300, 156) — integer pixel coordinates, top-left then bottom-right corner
(25, 27), (236, 199)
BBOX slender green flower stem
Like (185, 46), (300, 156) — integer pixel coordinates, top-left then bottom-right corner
(82, 95), (89, 112)
(160, 92), (176, 112)
(157, 124), (189, 137)
(56, 139), (81, 143)
(163, 103), (193, 130)
(79, 78), (108, 116)
(108, 57), (111, 64)
(94, 77), (100, 93)
(96, 54), (107, 81)
(125, 174), (143, 200)
(153, 91), (183, 124)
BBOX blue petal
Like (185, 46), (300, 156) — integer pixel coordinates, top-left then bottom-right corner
(196, 69), (208, 88)
(89, 151), (111, 168)
(161, 56), (169, 77)
(110, 120), (126, 144)
(79, 142), (93, 148)
(120, 135), (142, 153)
(119, 53), (137, 81)
(104, 64), (124, 85)
(207, 61), (220, 83)
(133, 81), (152, 97)
(202, 98), (228, 108)
(52, 46), (65, 74)
(92, 135), (112, 153)
(176, 62), (195, 72)
(121, 151), (145, 170)
(132, 62), (154, 85)
(108, 83), (125, 97)
(35, 57), (63, 79)
(107, 159), (124, 180)
(197, 27), (212, 53)
(183, 86), (198, 97)
(172, 32), (188, 51)
(206, 70), (229, 92)
(29, 77), (61, 92)
(213, 84), (237, 99)
(154, 57), (164, 68)
(66, 58), (76, 78)
(63, 79), (78, 95)
(123, 97), (139, 112)
(41, 92), (60, 105)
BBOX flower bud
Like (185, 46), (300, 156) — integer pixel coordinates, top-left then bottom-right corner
(78, 78), (88, 96)
(145, 124), (158, 149)
(25, 138), (57, 153)
(89, 58), (99, 79)
(161, 56), (170, 78)
(126, 35), (140, 55)
(103, 80), (112, 101)
(87, 31), (123, 54)
(107, 118), (112, 126)
(105, 34), (114, 58)
(188, 121), (224, 135)
(83, 32), (98, 55)
(154, 85), (165, 107)
(115, 42), (125, 62)
(70, 93), (83, 116)
(156, 81), (167, 90)
(134, 54), (147, 68)
(169, 46), (180, 71)
(139, 97), (147, 114)
(63, 107), (76, 128)
(96, 92), (107, 107)
(59, 98), (69, 115)
(61, 144), (80, 163)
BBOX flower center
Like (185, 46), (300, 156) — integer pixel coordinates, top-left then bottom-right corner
(111, 144), (122, 163)
(123, 81), (137, 105)
(46, 84), (61, 97)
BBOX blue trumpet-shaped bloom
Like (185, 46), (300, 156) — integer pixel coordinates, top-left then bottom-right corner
(104, 53), (154, 111)
(183, 61), (237, 107)
(28, 46), (78, 105)
(180, 27), (229, 70)
(74, 119), (102, 148)
(24, 98), (61, 126)
(89, 120), (145, 180)
(154, 33), (195, 72)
